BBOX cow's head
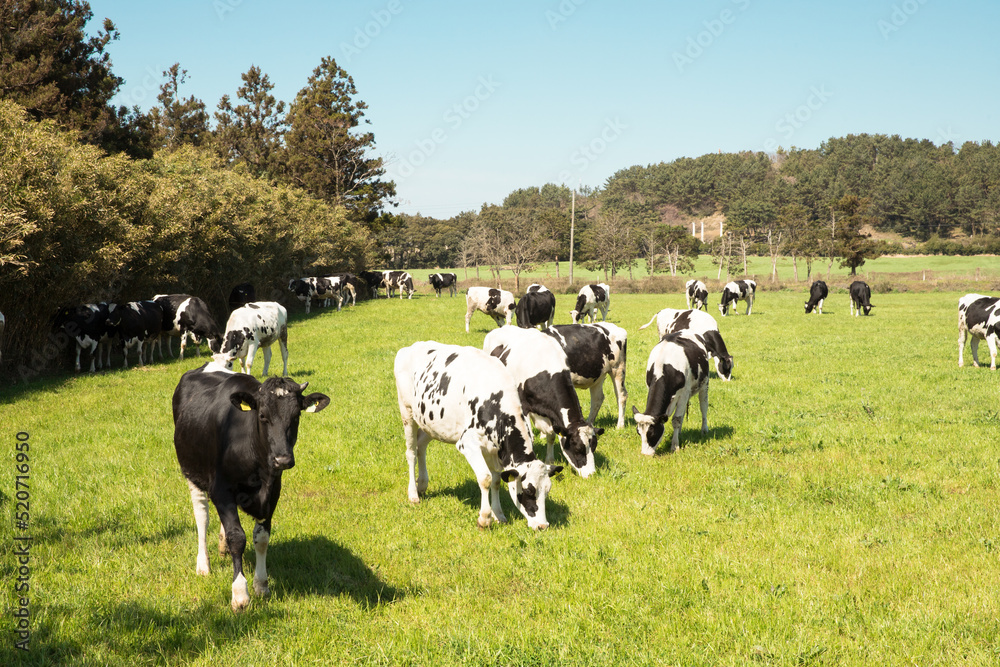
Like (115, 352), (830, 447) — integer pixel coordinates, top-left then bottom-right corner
(569, 309), (580, 324)
(715, 355), (734, 381)
(500, 460), (562, 530)
(863, 303), (874, 316)
(229, 378), (330, 471)
(632, 406), (666, 455)
(804, 301), (814, 313)
(560, 423), (603, 478)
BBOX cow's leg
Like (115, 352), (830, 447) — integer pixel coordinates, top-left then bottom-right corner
(970, 336), (980, 367)
(669, 393), (692, 453)
(101, 339), (112, 370)
(587, 382), (605, 425)
(188, 480), (211, 575)
(611, 369), (628, 429)
(261, 346), (272, 377)
(544, 431), (557, 465)
(405, 427), (431, 502)
(817, 299), (824, 314)
(212, 496), (250, 611)
(987, 335), (998, 371)
(252, 520), (272, 597)
(219, 523), (228, 556)
(698, 381), (709, 435)
(958, 328), (967, 367)
(244, 343), (259, 375)
(458, 433), (505, 527)
(279, 331), (289, 376)
(746, 296), (753, 315)
(75, 341), (85, 373)
(465, 306), (474, 333)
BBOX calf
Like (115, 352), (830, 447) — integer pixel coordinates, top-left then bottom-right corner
(638, 308), (733, 380)
(358, 270), (385, 299)
(154, 294), (222, 360)
(958, 293), (1000, 370)
(384, 270), (415, 299)
(718, 279), (756, 316)
(228, 283), (256, 312)
(544, 322), (628, 429)
(394, 341), (562, 530)
(633, 332), (710, 455)
(484, 327), (601, 477)
(173, 360), (329, 611)
(804, 280), (828, 314)
(106, 300), (163, 369)
(849, 281), (875, 316)
(52, 302), (117, 372)
(429, 272), (458, 297)
(219, 302), (289, 377)
(515, 284), (556, 330)
(570, 283), (610, 323)
(465, 286), (516, 332)
(685, 279), (709, 311)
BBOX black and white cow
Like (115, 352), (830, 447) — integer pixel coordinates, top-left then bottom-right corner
(849, 281), (874, 317)
(685, 279), (709, 311)
(718, 279), (756, 316)
(570, 283), (610, 323)
(219, 302), (289, 377)
(515, 284), (556, 330)
(958, 293), (1000, 370)
(334, 273), (359, 307)
(484, 326), (601, 477)
(394, 341), (562, 530)
(384, 270), (415, 299)
(173, 359), (329, 611)
(428, 272), (458, 297)
(544, 322), (628, 429)
(228, 283), (256, 312)
(358, 270), (385, 299)
(632, 331), (710, 455)
(288, 277), (341, 314)
(638, 308), (733, 381)
(106, 300), (163, 369)
(465, 286), (516, 332)
(153, 294), (222, 360)
(51, 302), (117, 372)
(804, 280), (828, 314)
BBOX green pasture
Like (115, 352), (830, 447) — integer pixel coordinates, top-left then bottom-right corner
(3, 287), (1000, 665)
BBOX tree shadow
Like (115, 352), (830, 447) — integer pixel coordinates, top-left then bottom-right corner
(269, 535), (407, 609)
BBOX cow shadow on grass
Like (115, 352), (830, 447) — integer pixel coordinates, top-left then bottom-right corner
(651, 424), (734, 455)
(426, 478), (571, 529)
(269, 535), (407, 609)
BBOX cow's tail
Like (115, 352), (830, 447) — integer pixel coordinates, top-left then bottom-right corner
(637, 314), (657, 331)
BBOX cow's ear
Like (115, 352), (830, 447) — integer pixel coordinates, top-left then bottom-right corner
(596, 427), (605, 436)
(548, 465), (564, 478)
(303, 393), (331, 413)
(631, 406), (640, 417)
(500, 469), (519, 483)
(231, 391), (257, 412)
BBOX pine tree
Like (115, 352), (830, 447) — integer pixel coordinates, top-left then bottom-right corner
(214, 66), (286, 178)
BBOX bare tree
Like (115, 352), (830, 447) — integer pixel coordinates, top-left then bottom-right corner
(584, 209), (636, 280)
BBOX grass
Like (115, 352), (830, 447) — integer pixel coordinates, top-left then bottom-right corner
(3, 283), (1000, 665)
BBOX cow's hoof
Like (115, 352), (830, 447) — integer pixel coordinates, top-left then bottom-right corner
(231, 581), (250, 612)
(477, 514), (493, 529)
(253, 579), (270, 597)
(641, 448), (656, 457)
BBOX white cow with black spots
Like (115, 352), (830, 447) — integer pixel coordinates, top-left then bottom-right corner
(570, 283), (610, 323)
(685, 280), (708, 311)
(544, 322), (628, 429)
(958, 293), (1000, 369)
(638, 308), (733, 380)
(718, 279), (756, 316)
(465, 286), (516, 332)
(394, 341), (562, 530)
(218, 302), (288, 377)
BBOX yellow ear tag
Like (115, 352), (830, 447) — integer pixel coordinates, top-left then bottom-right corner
(239, 401), (253, 412)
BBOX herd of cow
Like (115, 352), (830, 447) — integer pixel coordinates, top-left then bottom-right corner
(9, 270), (1000, 612)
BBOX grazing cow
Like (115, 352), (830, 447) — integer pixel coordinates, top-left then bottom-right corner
(958, 293), (1000, 370)
(685, 279), (709, 311)
(515, 284), (556, 330)
(849, 281), (874, 317)
(173, 359), (329, 611)
(384, 270), (415, 299)
(358, 270), (385, 299)
(544, 322), (628, 429)
(804, 280), (828, 314)
(429, 272), (458, 297)
(465, 286), (516, 332)
(153, 294), (222, 360)
(394, 341), (562, 530)
(219, 302), (289, 377)
(51, 302), (117, 372)
(638, 308), (733, 381)
(484, 327), (601, 477)
(718, 279), (756, 316)
(334, 273), (359, 307)
(632, 332), (710, 455)
(228, 283), (256, 312)
(570, 283), (610, 323)
(106, 300), (163, 369)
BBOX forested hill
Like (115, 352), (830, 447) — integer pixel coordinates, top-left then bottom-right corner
(601, 135), (1000, 241)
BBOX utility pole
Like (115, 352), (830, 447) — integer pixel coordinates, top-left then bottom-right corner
(569, 184), (576, 286)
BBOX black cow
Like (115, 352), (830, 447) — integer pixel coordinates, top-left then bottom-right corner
(106, 300), (163, 369)
(154, 294), (222, 360)
(358, 271), (385, 299)
(804, 280), (828, 314)
(173, 361), (330, 611)
(849, 281), (874, 317)
(515, 284), (556, 330)
(428, 272), (458, 297)
(52, 302), (117, 372)
(228, 283), (256, 312)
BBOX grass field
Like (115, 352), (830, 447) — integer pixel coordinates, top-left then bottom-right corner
(3, 285), (1000, 665)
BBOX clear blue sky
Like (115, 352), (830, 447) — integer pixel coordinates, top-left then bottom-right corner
(91, 0), (1000, 219)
